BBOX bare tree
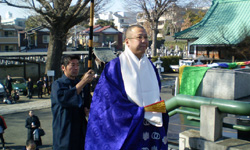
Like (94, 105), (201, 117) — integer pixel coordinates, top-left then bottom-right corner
(0, 0), (111, 79)
(122, 0), (177, 56)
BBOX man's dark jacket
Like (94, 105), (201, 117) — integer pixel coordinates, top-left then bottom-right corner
(51, 74), (90, 150)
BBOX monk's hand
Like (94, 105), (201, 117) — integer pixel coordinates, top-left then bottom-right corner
(82, 69), (95, 83)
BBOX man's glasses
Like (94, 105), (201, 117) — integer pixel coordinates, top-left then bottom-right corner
(128, 36), (148, 41)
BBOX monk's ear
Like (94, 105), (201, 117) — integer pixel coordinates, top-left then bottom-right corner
(125, 38), (130, 47)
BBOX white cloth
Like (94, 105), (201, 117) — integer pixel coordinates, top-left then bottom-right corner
(207, 63), (219, 68)
(33, 129), (39, 141)
(119, 45), (163, 127)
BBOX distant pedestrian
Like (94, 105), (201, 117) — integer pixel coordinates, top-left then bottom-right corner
(36, 78), (43, 98)
(42, 76), (49, 96)
(25, 111), (42, 147)
(23, 36), (29, 51)
(0, 115), (7, 150)
(27, 78), (33, 99)
(12, 89), (19, 102)
(47, 81), (51, 95)
(5, 75), (12, 98)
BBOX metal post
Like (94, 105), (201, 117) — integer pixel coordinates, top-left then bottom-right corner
(88, 0), (94, 70)
(85, 0), (94, 101)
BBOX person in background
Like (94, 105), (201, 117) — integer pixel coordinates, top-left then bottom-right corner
(25, 111), (42, 147)
(36, 78), (43, 98)
(51, 55), (94, 150)
(85, 25), (169, 150)
(3, 95), (15, 104)
(47, 80), (51, 95)
(12, 89), (19, 102)
(27, 78), (33, 99)
(43, 76), (49, 96)
(0, 115), (7, 150)
(5, 75), (12, 98)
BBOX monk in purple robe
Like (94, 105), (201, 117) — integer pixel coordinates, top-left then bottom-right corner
(85, 25), (169, 150)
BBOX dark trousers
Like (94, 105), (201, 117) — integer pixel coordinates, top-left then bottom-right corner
(38, 88), (43, 98)
(28, 89), (33, 98)
(43, 87), (49, 95)
(0, 133), (5, 148)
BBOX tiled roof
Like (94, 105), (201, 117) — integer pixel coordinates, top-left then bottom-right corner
(174, 0), (250, 45)
(82, 25), (120, 34)
(93, 47), (117, 62)
(83, 25), (101, 32)
(94, 26), (112, 32)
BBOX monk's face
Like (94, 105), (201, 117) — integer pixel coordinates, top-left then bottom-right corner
(125, 27), (148, 59)
(62, 59), (79, 80)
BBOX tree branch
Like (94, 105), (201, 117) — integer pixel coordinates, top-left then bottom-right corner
(3, 0), (33, 9)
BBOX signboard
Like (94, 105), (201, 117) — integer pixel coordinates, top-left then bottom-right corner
(47, 70), (55, 76)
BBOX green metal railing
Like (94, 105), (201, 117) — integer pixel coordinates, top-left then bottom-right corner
(166, 94), (250, 131)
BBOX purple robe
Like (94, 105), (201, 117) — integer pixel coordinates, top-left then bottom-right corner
(85, 57), (169, 150)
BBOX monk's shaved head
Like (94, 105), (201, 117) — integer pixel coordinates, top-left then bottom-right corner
(125, 25), (145, 39)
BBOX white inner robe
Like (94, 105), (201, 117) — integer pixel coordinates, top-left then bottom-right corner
(119, 45), (163, 127)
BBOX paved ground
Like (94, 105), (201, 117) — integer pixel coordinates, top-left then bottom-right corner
(0, 96), (51, 116)
(1, 72), (248, 150)
(0, 73), (178, 150)
(0, 95), (52, 150)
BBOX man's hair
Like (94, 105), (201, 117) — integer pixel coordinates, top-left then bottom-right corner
(61, 55), (80, 66)
(26, 139), (36, 147)
(125, 25), (145, 39)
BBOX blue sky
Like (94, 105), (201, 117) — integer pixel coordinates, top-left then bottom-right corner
(0, 3), (29, 19)
(0, 1), (124, 19)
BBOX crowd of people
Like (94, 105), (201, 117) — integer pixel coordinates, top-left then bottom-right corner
(1, 75), (52, 104)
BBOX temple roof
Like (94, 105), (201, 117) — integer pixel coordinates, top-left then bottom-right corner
(174, 0), (250, 46)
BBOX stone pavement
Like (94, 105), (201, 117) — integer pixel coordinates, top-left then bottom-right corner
(0, 73), (177, 150)
(0, 95), (51, 116)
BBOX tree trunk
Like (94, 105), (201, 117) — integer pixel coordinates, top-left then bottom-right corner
(151, 22), (159, 57)
(46, 28), (67, 79)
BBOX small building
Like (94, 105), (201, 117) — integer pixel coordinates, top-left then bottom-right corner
(80, 25), (123, 51)
(95, 11), (137, 33)
(174, 0), (250, 60)
(1, 11), (26, 28)
(19, 26), (50, 51)
(0, 16), (24, 52)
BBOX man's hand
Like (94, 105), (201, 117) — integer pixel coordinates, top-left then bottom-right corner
(82, 69), (95, 83)
(76, 69), (95, 94)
